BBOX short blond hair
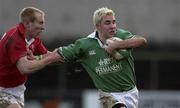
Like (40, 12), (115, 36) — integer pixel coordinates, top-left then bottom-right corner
(93, 7), (115, 26)
(19, 6), (44, 22)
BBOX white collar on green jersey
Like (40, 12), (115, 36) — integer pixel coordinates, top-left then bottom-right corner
(87, 31), (106, 48)
(87, 31), (96, 38)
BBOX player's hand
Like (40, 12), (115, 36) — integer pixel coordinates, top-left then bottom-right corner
(105, 37), (125, 60)
(105, 37), (118, 55)
(27, 49), (36, 60)
(46, 49), (64, 63)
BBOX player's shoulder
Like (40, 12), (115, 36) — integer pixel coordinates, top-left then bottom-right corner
(76, 36), (95, 43)
(116, 28), (133, 39)
(74, 36), (96, 50)
(6, 26), (18, 36)
(6, 24), (24, 39)
(116, 28), (131, 34)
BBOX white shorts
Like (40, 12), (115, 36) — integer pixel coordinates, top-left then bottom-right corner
(99, 87), (139, 108)
(0, 84), (26, 108)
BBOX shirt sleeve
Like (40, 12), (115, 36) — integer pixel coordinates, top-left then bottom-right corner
(116, 29), (134, 58)
(116, 29), (134, 40)
(6, 36), (27, 64)
(58, 39), (84, 62)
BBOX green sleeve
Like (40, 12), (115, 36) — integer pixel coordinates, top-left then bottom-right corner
(116, 28), (134, 40)
(58, 39), (84, 62)
(116, 28), (134, 58)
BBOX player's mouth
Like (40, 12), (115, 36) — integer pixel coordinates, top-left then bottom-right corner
(109, 30), (115, 35)
(38, 31), (43, 34)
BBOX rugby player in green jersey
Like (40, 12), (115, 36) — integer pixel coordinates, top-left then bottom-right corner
(53, 7), (147, 108)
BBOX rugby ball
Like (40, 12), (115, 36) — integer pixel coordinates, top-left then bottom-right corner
(106, 37), (124, 60)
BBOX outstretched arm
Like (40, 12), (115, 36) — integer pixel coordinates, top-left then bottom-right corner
(27, 50), (52, 60)
(16, 49), (61, 74)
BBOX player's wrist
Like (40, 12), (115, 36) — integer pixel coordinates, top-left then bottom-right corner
(35, 55), (42, 60)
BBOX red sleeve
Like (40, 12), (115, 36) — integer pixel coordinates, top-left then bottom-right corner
(33, 38), (47, 55)
(6, 36), (27, 64)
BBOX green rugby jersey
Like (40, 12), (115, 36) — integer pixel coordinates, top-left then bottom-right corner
(58, 28), (136, 92)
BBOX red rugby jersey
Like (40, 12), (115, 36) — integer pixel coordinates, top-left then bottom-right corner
(0, 23), (47, 87)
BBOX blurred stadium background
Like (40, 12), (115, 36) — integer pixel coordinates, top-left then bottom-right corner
(1, 0), (180, 108)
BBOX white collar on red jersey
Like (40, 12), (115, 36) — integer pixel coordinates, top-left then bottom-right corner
(25, 38), (35, 47)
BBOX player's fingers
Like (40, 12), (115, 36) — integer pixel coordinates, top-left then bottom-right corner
(104, 46), (113, 55)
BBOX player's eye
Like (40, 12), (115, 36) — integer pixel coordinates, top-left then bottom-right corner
(112, 20), (116, 24)
(104, 21), (111, 25)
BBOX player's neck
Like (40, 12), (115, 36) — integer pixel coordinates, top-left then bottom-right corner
(24, 32), (33, 41)
(97, 32), (106, 45)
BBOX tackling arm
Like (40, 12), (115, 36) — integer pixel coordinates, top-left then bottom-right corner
(16, 49), (61, 74)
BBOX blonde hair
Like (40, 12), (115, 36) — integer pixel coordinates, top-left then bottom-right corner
(93, 7), (115, 26)
(19, 6), (44, 23)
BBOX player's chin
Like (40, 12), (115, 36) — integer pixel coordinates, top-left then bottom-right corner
(109, 31), (115, 35)
(35, 32), (41, 37)
(108, 34), (115, 38)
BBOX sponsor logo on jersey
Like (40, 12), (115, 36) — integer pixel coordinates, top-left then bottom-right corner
(89, 50), (96, 55)
(96, 58), (122, 75)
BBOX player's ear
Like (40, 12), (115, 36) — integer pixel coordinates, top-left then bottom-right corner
(23, 21), (31, 29)
(96, 23), (101, 30)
